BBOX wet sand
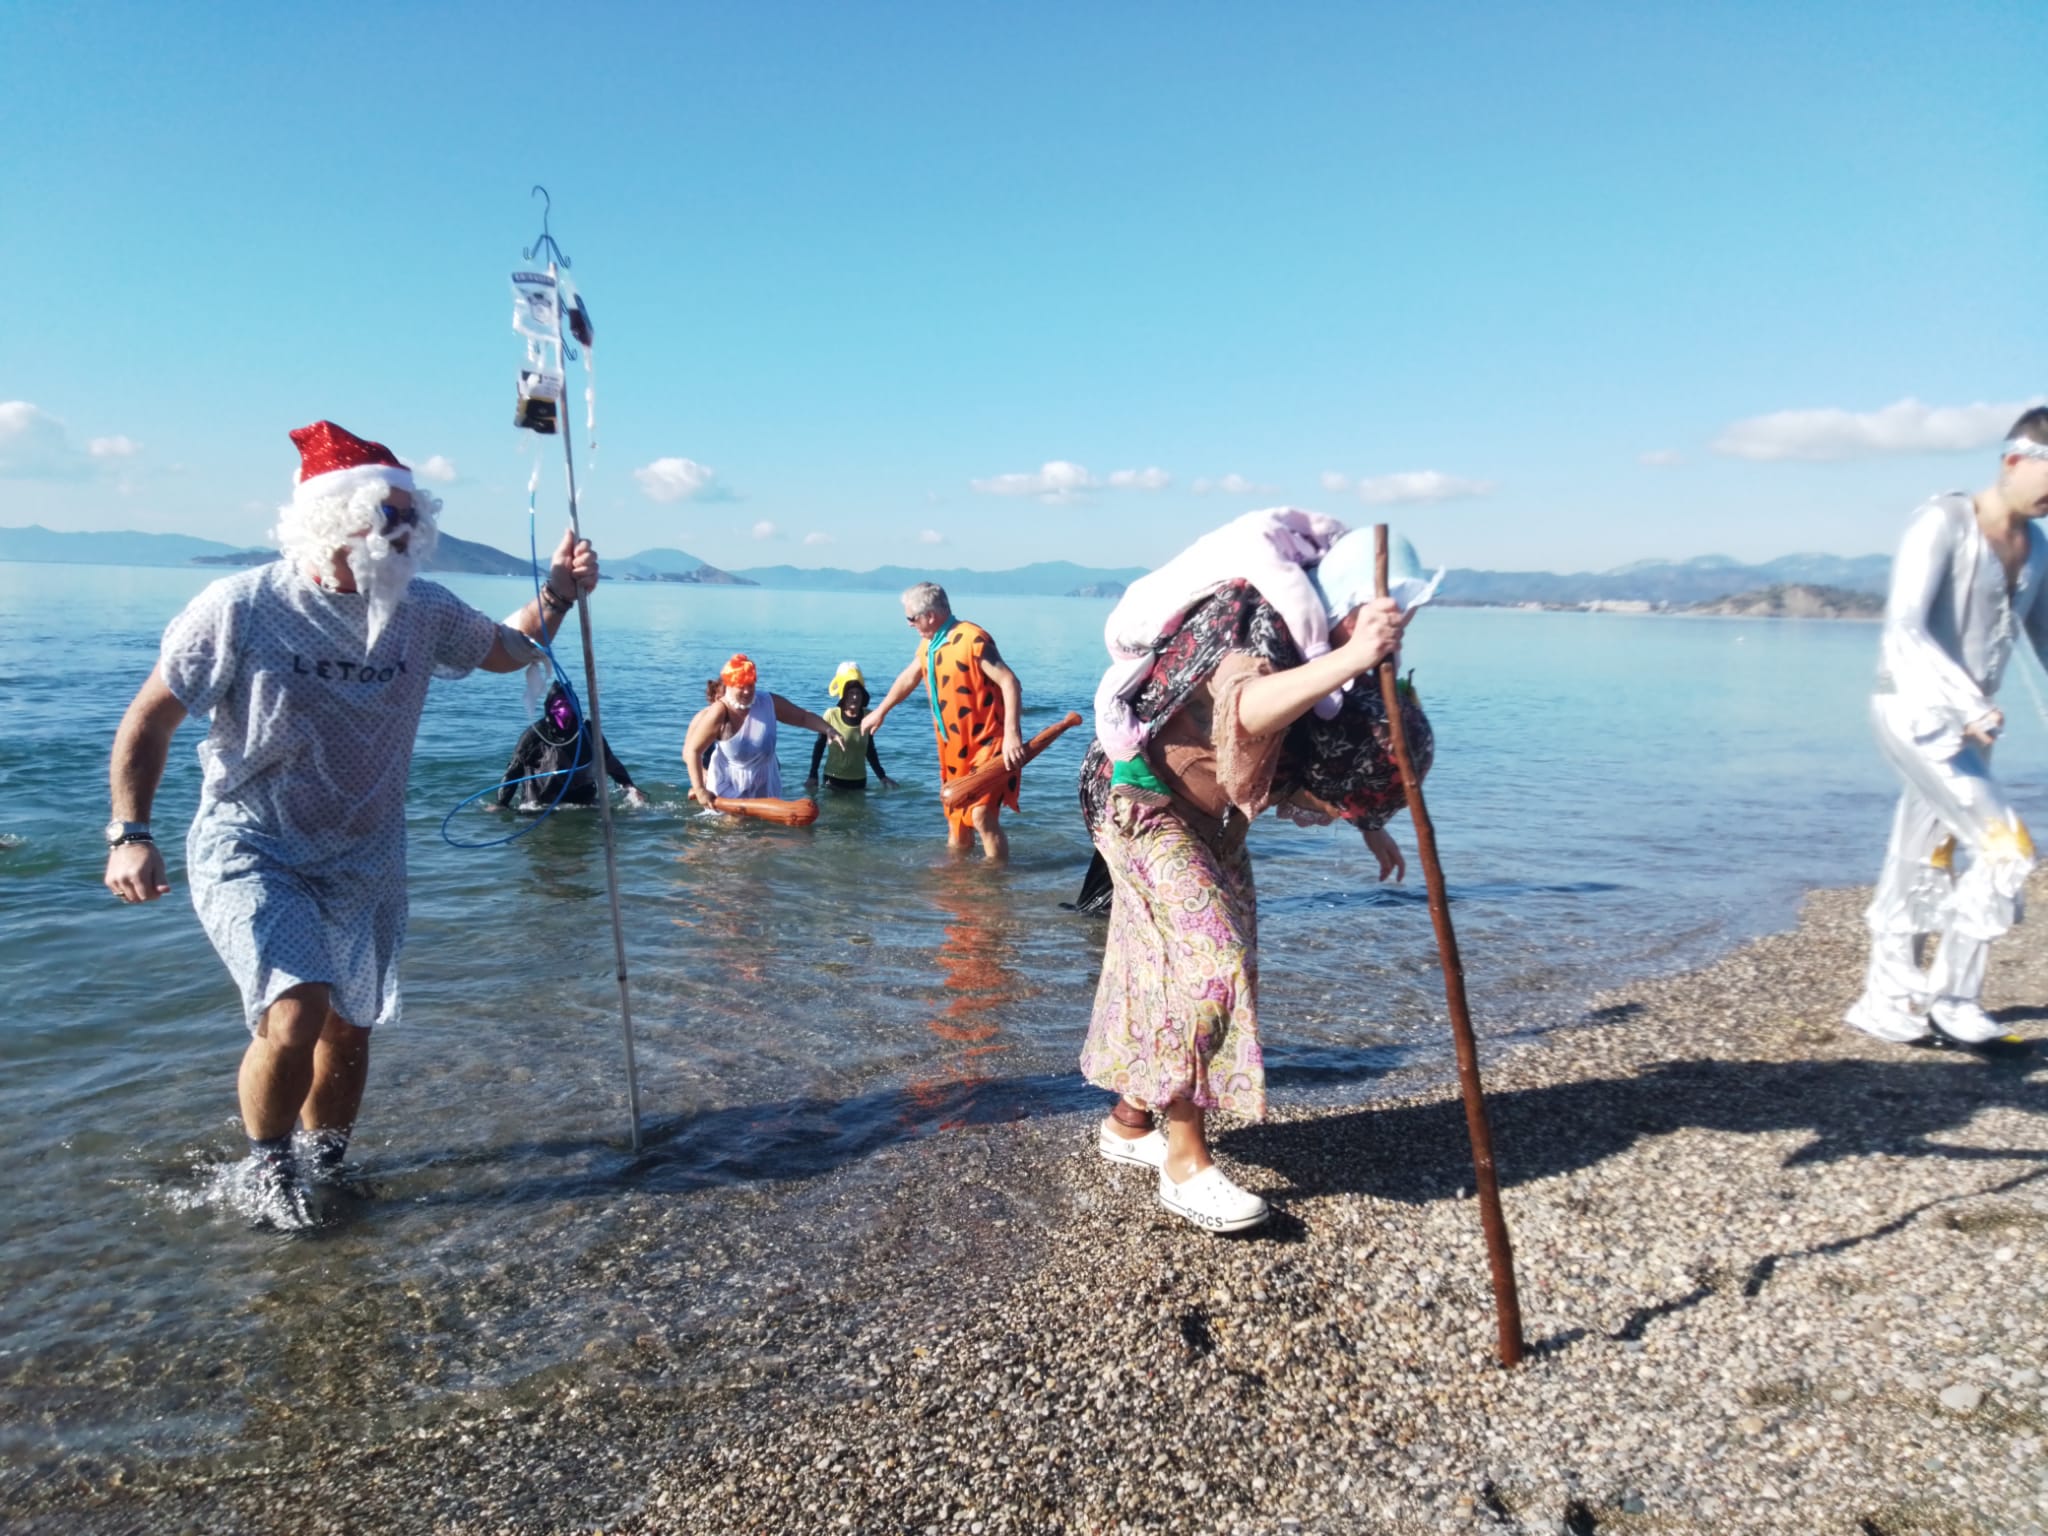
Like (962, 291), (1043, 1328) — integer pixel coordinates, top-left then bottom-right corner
(11, 880), (2047, 1535)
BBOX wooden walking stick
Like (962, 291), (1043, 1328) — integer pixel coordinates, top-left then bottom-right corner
(1373, 523), (1526, 1367)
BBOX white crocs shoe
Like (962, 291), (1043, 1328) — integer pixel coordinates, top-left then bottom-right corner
(1929, 999), (2005, 1044)
(1158, 1165), (1270, 1233)
(1844, 996), (1931, 1044)
(1098, 1120), (1168, 1170)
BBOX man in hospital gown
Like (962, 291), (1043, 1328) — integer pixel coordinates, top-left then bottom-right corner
(102, 421), (601, 1226)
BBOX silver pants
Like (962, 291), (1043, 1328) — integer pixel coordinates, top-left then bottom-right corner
(1860, 697), (2035, 1012)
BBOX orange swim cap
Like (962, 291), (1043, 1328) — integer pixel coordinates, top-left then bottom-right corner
(720, 654), (758, 689)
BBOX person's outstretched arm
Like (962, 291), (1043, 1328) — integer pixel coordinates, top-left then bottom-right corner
(866, 734), (890, 784)
(1237, 599), (1406, 738)
(482, 528), (599, 672)
(105, 668), (187, 903)
(807, 733), (828, 785)
(600, 734), (635, 787)
(599, 734), (647, 807)
(770, 694), (830, 737)
(682, 704), (722, 807)
(863, 655), (925, 736)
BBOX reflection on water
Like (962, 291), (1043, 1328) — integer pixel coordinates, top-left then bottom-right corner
(907, 863), (1037, 1132)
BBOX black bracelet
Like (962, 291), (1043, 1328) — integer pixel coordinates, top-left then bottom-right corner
(538, 583), (574, 612)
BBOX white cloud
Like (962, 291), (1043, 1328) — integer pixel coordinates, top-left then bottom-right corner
(970, 460), (1173, 501)
(971, 459), (1095, 499)
(751, 520), (781, 540)
(415, 454), (458, 484)
(1710, 396), (2041, 463)
(803, 531), (834, 547)
(88, 434), (142, 460)
(1638, 449), (1683, 467)
(0, 402), (96, 479)
(1319, 471), (1351, 493)
(1191, 472), (1272, 496)
(919, 529), (945, 545)
(1355, 470), (1496, 506)
(633, 456), (727, 503)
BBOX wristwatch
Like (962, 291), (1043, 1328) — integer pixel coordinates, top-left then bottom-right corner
(105, 819), (154, 848)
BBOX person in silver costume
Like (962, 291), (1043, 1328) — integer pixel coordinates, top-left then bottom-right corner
(1849, 406), (2048, 1045)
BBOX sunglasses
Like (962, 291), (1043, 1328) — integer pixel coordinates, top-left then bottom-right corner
(380, 501), (421, 531)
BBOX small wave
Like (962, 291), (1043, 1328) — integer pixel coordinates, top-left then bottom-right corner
(1265, 878), (1626, 914)
(154, 1150), (361, 1232)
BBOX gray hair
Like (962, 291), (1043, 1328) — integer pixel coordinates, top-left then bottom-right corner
(901, 581), (950, 618)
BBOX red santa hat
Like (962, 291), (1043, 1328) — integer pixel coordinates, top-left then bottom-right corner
(287, 420), (415, 500)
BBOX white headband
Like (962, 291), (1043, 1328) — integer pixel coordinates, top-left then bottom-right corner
(2006, 438), (2048, 461)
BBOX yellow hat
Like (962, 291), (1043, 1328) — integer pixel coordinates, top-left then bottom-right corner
(828, 661), (865, 700)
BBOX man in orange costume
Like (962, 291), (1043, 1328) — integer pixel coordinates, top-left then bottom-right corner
(865, 581), (1025, 859)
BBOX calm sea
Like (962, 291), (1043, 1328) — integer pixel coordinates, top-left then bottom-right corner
(5, 559), (2044, 1476)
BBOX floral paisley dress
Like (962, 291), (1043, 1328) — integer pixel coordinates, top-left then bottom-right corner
(1077, 582), (1431, 1119)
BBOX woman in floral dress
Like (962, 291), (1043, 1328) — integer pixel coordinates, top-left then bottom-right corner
(1078, 528), (1429, 1232)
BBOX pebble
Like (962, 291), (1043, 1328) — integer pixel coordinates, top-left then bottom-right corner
(1939, 1384), (1985, 1414)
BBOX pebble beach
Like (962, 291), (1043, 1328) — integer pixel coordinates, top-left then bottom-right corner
(12, 876), (2047, 1536)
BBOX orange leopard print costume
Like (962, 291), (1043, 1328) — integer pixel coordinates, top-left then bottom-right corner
(923, 620), (1019, 835)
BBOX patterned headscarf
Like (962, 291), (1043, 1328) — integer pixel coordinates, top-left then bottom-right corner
(1078, 581), (1430, 834)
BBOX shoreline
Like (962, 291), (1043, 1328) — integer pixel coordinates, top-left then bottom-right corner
(12, 880), (2046, 1535)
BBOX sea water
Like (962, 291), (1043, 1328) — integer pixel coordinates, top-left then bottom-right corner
(3, 560), (2044, 1474)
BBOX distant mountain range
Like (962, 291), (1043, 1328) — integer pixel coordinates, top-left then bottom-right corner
(729, 558), (1151, 596)
(187, 531), (534, 576)
(0, 525), (252, 568)
(1438, 552), (1892, 607)
(1686, 583), (1883, 619)
(1, 524), (1895, 605)
(608, 547), (757, 585)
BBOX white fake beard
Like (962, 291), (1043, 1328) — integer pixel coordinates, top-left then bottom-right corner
(346, 533), (422, 653)
(276, 481), (442, 654)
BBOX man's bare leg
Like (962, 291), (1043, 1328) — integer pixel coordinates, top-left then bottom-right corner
(302, 1010), (370, 1136)
(971, 801), (1009, 862)
(239, 983), (331, 1140)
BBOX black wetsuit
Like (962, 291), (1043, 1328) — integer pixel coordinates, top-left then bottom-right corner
(497, 720), (636, 811)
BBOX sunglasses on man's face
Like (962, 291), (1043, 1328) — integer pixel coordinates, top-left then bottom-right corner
(381, 501), (420, 531)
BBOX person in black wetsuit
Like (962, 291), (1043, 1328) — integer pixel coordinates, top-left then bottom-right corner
(497, 683), (647, 812)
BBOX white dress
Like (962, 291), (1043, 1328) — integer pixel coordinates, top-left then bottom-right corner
(705, 689), (783, 798)
(1857, 493), (2048, 1016)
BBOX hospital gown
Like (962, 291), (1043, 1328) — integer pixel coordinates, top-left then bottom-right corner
(159, 562), (538, 1030)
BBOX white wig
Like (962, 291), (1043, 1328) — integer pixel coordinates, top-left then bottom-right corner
(274, 476), (443, 652)
(274, 476), (442, 572)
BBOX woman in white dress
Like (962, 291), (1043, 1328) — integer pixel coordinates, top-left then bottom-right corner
(683, 653), (830, 805)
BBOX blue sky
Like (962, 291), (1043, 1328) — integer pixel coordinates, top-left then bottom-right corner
(2, 2), (2040, 574)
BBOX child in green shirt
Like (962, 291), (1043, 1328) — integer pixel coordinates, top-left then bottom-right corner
(806, 662), (895, 791)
